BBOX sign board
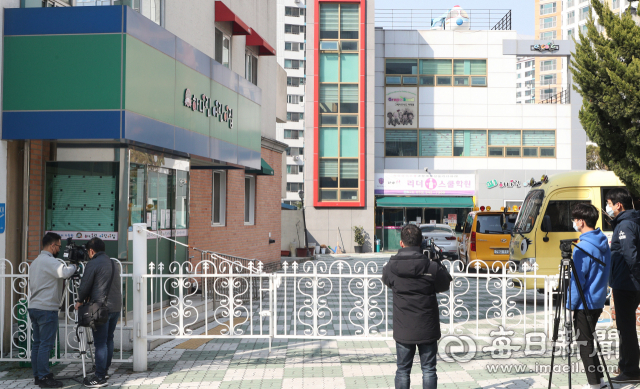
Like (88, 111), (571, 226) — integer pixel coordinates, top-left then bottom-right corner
(416, 217), (422, 224)
(448, 214), (458, 223)
(531, 42), (559, 52)
(430, 220), (436, 224)
(375, 173), (475, 196)
(385, 87), (417, 129)
(0, 203), (5, 234)
(45, 231), (118, 241)
(486, 179), (527, 189)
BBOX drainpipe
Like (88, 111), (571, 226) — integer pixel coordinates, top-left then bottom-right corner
(22, 140), (29, 264)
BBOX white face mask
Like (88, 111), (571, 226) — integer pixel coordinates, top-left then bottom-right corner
(572, 221), (580, 232)
(606, 204), (615, 217)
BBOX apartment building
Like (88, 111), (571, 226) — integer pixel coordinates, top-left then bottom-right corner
(535, 0), (564, 103)
(277, 0), (307, 206)
(516, 57), (536, 104)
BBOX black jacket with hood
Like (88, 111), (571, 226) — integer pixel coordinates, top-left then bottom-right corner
(382, 246), (441, 345)
(609, 209), (640, 291)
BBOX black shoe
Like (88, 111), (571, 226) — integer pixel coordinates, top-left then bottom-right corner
(611, 373), (640, 383)
(34, 377), (40, 385)
(83, 374), (108, 388)
(38, 374), (63, 388)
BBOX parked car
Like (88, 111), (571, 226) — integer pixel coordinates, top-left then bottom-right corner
(458, 210), (517, 271)
(419, 223), (458, 259)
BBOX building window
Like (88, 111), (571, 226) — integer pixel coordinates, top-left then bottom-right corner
(567, 10), (576, 24)
(287, 112), (304, 122)
(215, 28), (231, 69)
(245, 51), (258, 85)
(580, 24), (588, 35)
(285, 6), (302, 17)
(285, 24), (305, 35)
(77, 0), (162, 25)
(540, 16), (556, 29)
(539, 31), (557, 40)
(287, 165), (300, 175)
(568, 0), (575, 6)
(579, 6), (590, 21)
(516, 91), (522, 98)
(516, 63), (521, 70)
(287, 77), (303, 87)
(541, 88), (557, 100)
(284, 129), (303, 139)
(516, 83), (522, 88)
(244, 176), (255, 225)
(212, 171), (226, 226)
(567, 28), (575, 39)
(525, 80), (535, 88)
(540, 2), (556, 15)
(517, 73), (521, 79)
(284, 59), (304, 69)
(287, 95), (303, 104)
(540, 74), (557, 85)
(285, 42), (304, 52)
(613, 0), (620, 9)
(525, 70), (535, 78)
(541, 59), (556, 71)
(287, 183), (304, 192)
(386, 58), (487, 87)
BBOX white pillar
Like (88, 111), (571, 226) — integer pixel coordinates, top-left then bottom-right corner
(132, 223), (147, 372)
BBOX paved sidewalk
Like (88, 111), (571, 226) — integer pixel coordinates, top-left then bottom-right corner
(0, 336), (636, 389)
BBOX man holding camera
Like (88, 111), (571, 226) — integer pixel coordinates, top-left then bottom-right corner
(568, 204), (611, 389)
(74, 237), (121, 388)
(382, 224), (440, 389)
(28, 232), (78, 388)
(605, 188), (640, 383)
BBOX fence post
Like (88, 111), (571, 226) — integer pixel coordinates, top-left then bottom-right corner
(132, 223), (148, 372)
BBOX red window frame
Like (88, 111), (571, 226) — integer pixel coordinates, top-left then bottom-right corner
(313, 0), (366, 207)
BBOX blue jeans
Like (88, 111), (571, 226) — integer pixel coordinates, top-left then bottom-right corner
(92, 312), (120, 379)
(395, 341), (437, 389)
(28, 309), (59, 380)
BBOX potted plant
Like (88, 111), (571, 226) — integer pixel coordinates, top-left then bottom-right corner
(353, 226), (365, 253)
(320, 244), (327, 254)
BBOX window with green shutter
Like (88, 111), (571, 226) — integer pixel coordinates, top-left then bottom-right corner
(454, 130), (487, 157)
(420, 130), (452, 156)
(386, 130), (418, 156)
(420, 59), (452, 75)
(488, 130), (521, 146)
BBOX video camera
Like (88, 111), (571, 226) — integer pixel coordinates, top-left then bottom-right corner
(63, 237), (89, 265)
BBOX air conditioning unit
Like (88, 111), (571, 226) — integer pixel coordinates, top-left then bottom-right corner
(293, 155), (299, 161)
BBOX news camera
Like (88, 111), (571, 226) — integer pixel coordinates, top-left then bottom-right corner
(64, 237), (89, 265)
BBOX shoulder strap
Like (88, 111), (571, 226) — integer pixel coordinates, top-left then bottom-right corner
(103, 259), (116, 303)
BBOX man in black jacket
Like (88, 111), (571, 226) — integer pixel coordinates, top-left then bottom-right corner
(382, 224), (440, 389)
(606, 188), (640, 383)
(74, 238), (121, 388)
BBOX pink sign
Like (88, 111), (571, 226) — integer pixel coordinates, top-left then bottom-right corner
(374, 173), (475, 196)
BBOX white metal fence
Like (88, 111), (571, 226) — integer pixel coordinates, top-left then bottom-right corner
(2, 225), (615, 371)
(0, 258), (133, 363)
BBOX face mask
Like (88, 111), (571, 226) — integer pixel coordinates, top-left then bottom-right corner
(573, 221), (580, 232)
(606, 204), (615, 217)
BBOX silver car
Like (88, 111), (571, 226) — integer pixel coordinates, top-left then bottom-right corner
(420, 223), (458, 259)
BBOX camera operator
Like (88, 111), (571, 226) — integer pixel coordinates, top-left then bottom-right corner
(382, 224), (440, 389)
(74, 237), (121, 388)
(605, 188), (640, 383)
(567, 204), (611, 389)
(28, 232), (77, 388)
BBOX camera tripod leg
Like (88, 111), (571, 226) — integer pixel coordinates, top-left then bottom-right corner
(548, 263), (571, 389)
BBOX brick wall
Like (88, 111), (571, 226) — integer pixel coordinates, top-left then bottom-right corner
(189, 147), (283, 271)
(27, 140), (50, 259)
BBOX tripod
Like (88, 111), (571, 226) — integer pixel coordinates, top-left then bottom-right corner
(62, 272), (96, 382)
(548, 244), (614, 389)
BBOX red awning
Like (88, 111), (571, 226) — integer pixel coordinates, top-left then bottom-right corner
(215, 1), (250, 35)
(246, 28), (276, 56)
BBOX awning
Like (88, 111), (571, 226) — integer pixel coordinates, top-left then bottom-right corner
(281, 203), (297, 210)
(215, 1), (251, 35)
(376, 196), (474, 208)
(246, 28), (276, 56)
(245, 158), (274, 176)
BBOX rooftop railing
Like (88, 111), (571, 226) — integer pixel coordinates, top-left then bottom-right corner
(375, 9), (512, 31)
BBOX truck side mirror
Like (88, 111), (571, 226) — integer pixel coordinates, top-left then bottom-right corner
(541, 215), (552, 233)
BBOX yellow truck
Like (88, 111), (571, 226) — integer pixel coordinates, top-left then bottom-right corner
(509, 171), (625, 288)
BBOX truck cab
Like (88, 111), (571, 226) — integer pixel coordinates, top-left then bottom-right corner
(509, 171), (625, 287)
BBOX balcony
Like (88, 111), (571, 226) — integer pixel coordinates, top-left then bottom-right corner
(375, 9), (512, 30)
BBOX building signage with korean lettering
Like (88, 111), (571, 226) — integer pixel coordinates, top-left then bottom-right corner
(531, 42), (559, 52)
(184, 88), (233, 128)
(374, 173), (475, 196)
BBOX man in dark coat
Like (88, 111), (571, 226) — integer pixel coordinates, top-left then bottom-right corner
(606, 188), (640, 383)
(382, 224), (440, 389)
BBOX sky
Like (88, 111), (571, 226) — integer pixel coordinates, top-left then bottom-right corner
(374, 0), (536, 36)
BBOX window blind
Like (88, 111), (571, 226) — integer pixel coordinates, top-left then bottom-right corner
(420, 59), (452, 75)
(420, 130), (452, 156)
(340, 160), (358, 179)
(320, 84), (338, 113)
(320, 160), (338, 177)
(453, 60), (470, 75)
(340, 85), (358, 103)
(386, 130), (417, 142)
(340, 5), (359, 31)
(454, 130), (486, 156)
(488, 130), (521, 146)
(320, 4), (339, 32)
(523, 131), (555, 146)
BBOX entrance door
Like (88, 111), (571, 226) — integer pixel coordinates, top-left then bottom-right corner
(383, 208), (404, 251)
